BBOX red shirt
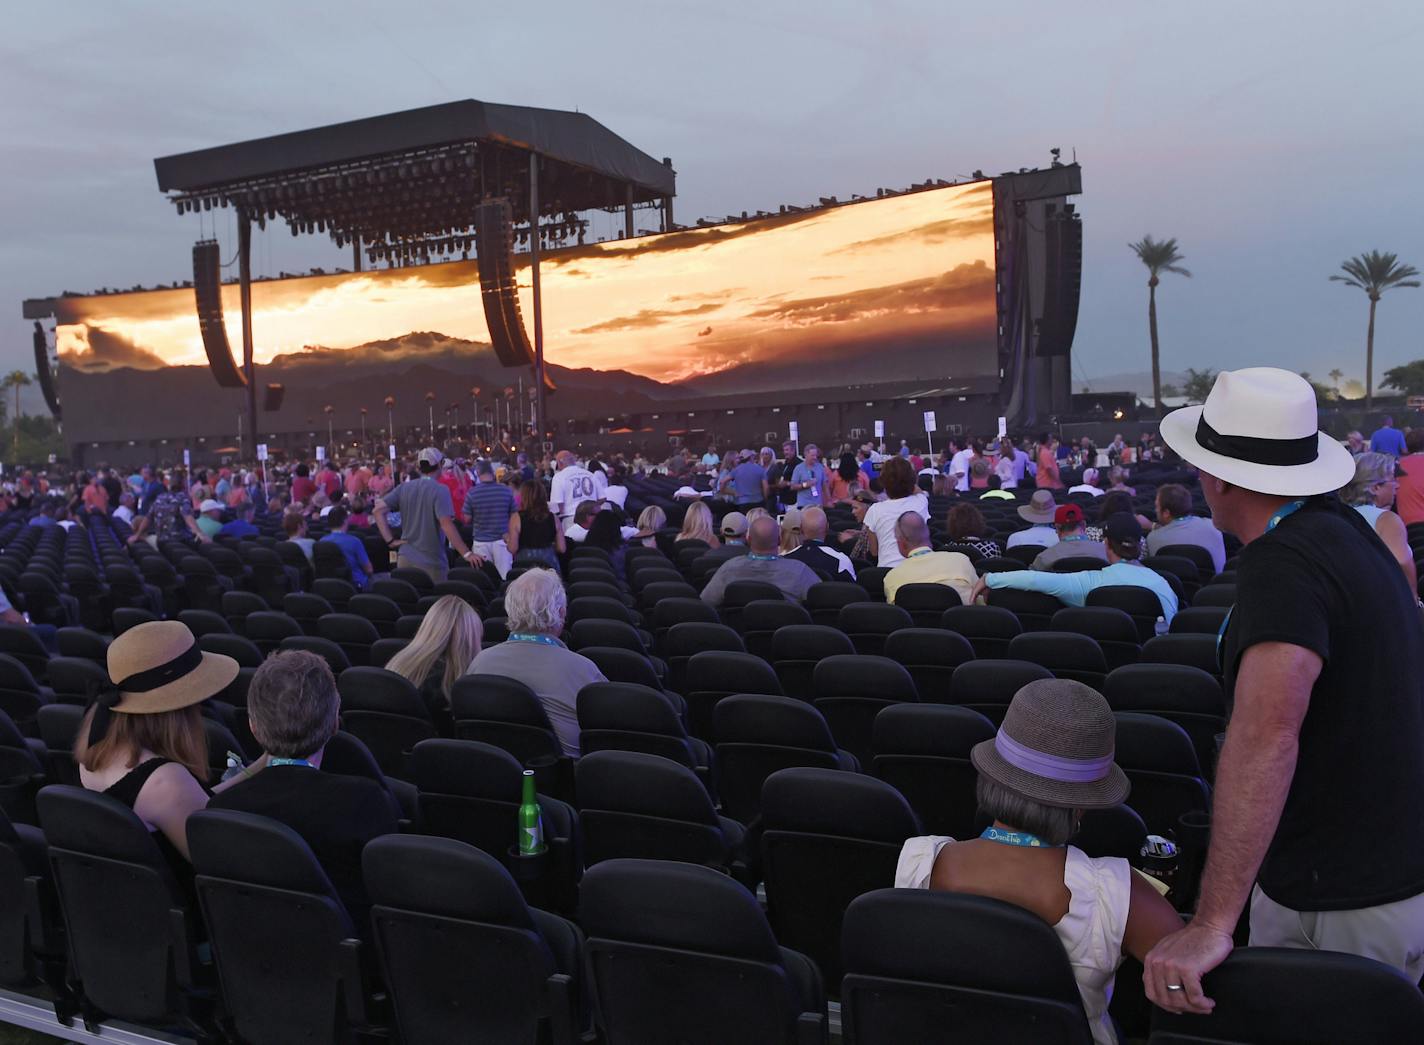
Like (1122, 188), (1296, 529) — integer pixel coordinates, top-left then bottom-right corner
(291, 476), (317, 504)
(1397, 452), (1424, 526)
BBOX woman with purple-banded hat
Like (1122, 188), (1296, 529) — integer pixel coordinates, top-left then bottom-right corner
(895, 679), (1182, 1045)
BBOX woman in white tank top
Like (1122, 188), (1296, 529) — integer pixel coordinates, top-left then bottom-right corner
(1343, 452), (1416, 590)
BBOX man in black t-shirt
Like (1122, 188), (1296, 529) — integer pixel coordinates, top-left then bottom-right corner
(1145, 368), (1424, 1015)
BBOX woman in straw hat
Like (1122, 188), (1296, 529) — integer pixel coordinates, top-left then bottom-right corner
(74, 620), (241, 862)
(895, 679), (1181, 1045)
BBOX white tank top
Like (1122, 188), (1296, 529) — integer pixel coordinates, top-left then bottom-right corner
(1354, 503), (1387, 530)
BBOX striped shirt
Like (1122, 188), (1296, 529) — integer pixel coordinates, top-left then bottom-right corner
(463, 481), (516, 542)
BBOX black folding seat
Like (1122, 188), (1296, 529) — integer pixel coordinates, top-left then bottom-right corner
(450, 675), (572, 799)
(1114, 712), (1212, 838)
(567, 580), (629, 607)
(336, 667), (436, 779)
(37, 786), (213, 1032)
(804, 580), (869, 626)
(986, 587), (1064, 631)
(871, 703), (995, 837)
(741, 599), (813, 661)
(105, 562), (156, 613)
(841, 889), (1095, 1044)
(368, 637), (408, 668)
(0, 655), (51, 735)
(1008, 632), (1109, 690)
(19, 571), (78, 628)
(112, 605), (160, 635)
(274, 541), (313, 590)
(281, 592), (334, 636)
(580, 859), (826, 1044)
(312, 540), (352, 581)
(408, 738), (580, 914)
(683, 650), (783, 741)
(811, 654), (917, 767)
(770, 624), (855, 701)
(384, 566), (431, 594)
(856, 566), (890, 602)
(1191, 583), (1238, 609)
(0, 625), (52, 682)
(1073, 803), (1149, 862)
(720, 580), (787, 633)
(178, 556), (231, 614)
(569, 545), (613, 568)
(882, 628), (975, 703)
(941, 604), (1022, 659)
(1048, 555), (1108, 575)
(569, 617), (647, 654)
(566, 595), (640, 630)
(1141, 634), (1222, 683)
(836, 602), (912, 657)
(0, 804), (63, 989)
(46, 656), (108, 707)
(577, 681), (712, 779)
(1051, 606), (1141, 670)
(637, 579), (700, 613)
(220, 589), (268, 635)
(1086, 585), (1166, 643)
(243, 546), (296, 608)
(1003, 543), (1047, 566)
(335, 592), (396, 640)
(278, 635), (352, 676)
(177, 608), (231, 639)
(187, 810), (377, 1044)
(63, 562), (110, 632)
(481, 615), (509, 644)
(649, 597), (719, 649)
(761, 767), (922, 986)
(363, 835), (587, 1045)
(55, 626), (108, 665)
(316, 612), (380, 667)
(197, 632), (265, 669)
(1169, 605), (1229, 635)
(318, 730), (417, 826)
(1148, 947), (1424, 1045)
(579, 646), (665, 692)
(245, 610), (304, 655)
(662, 621), (743, 694)
(312, 576), (357, 613)
(1104, 664), (1225, 776)
(35, 704), (82, 786)
(948, 659), (1054, 724)
(138, 554), (183, 617)
(1155, 542), (1218, 579)
(577, 750), (744, 871)
(713, 695), (856, 824)
(891, 582), (963, 626)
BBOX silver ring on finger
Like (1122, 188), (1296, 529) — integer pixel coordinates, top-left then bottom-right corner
(1166, 984), (1184, 992)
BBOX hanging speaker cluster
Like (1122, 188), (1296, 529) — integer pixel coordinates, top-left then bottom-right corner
(1037, 204), (1082, 358)
(473, 199), (536, 368)
(192, 240), (247, 387)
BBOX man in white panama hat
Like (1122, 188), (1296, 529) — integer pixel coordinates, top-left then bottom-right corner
(1144, 368), (1424, 1015)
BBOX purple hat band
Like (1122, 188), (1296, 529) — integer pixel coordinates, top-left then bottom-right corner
(994, 729), (1113, 784)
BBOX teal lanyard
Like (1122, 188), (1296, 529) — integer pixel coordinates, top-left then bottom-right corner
(269, 757), (315, 768)
(1217, 499), (1305, 664)
(980, 826), (1063, 848)
(507, 632), (566, 648)
(747, 553), (779, 561)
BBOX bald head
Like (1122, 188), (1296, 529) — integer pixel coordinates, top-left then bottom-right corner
(747, 515), (781, 553)
(895, 511), (931, 556)
(800, 506), (828, 541)
(555, 450), (575, 469)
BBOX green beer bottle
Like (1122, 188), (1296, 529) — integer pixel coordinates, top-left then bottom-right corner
(517, 769), (547, 856)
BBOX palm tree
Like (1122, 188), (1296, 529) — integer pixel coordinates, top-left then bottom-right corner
(1330, 251), (1421, 409)
(1128, 236), (1191, 413)
(1328, 368), (1344, 390)
(4, 371), (31, 454)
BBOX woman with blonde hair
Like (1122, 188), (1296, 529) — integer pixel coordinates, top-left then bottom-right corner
(676, 500), (718, 546)
(779, 506), (804, 553)
(1342, 451), (1416, 590)
(635, 505), (666, 548)
(385, 594), (484, 727)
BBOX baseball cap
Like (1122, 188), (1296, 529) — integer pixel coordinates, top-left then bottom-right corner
(199, 499), (224, 513)
(740, 448), (755, 461)
(720, 511), (749, 537)
(417, 447), (443, 467)
(1103, 512), (1143, 546)
(1053, 504), (1084, 526)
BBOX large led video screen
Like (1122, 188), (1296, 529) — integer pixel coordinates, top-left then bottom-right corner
(53, 179), (997, 445)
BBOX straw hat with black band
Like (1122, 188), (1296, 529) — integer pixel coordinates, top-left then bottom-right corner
(88, 621), (239, 746)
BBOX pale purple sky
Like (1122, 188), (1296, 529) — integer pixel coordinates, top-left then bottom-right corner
(3, 1), (1422, 400)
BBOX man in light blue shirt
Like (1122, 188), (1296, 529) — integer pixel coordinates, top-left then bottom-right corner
(790, 444), (828, 509)
(1369, 416), (1407, 458)
(973, 512), (1179, 623)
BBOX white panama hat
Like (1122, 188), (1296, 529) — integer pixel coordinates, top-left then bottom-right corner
(1159, 368), (1355, 496)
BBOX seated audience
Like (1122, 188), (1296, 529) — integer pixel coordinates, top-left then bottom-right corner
(1342, 452), (1416, 590)
(583, 509), (631, 579)
(1031, 504), (1108, 570)
(218, 501), (260, 539)
(196, 499), (225, 539)
(838, 489), (879, 562)
(385, 594), (484, 729)
(209, 650), (399, 930)
(1086, 491), (1152, 543)
(896, 679), (1182, 1045)
(465, 567), (605, 756)
(1143, 483), (1226, 574)
(975, 512), (1179, 623)
(675, 499), (719, 547)
(945, 503), (1002, 559)
(779, 507), (804, 553)
(696, 511), (751, 570)
(283, 510), (315, 563)
(634, 505), (666, 547)
(319, 507), (373, 590)
(1006, 490), (1062, 550)
(1106, 467), (1136, 496)
(562, 499), (603, 542)
(1068, 467), (1105, 497)
(863, 457), (931, 567)
(883, 512), (977, 605)
(700, 515), (820, 607)
(786, 506), (856, 579)
(75, 621), (240, 862)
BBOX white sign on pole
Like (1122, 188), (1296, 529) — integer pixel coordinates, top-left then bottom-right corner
(315, 446), (326, 463)
(788, 421), (800, 452)
(388, 444), (397, 462)
(182, 449), (191, 467)
(997, 415), (1007, 438)
(256, 444), (269, 461)
(874, 420), (885, 439)
(923, 410), (937, 432)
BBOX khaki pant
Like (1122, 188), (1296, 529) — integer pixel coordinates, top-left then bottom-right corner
(395, 552), (447, 585)
(1250, 884), (1424, 982)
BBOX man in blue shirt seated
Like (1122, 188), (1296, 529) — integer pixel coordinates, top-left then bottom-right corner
(217, 501), (260, 539)
(1369, 416), (1408, 458)
(319, 507), (373, 590)
(972, 512), (1178, 624)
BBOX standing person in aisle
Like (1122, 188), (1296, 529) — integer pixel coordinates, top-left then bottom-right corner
(548, 450), (598, 531)
(373, 447), (483, 583)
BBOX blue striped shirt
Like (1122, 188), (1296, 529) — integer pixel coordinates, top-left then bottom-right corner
(463, 481), (516, 541)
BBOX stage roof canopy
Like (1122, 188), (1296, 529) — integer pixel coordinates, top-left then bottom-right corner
(153, 99), (675, 263)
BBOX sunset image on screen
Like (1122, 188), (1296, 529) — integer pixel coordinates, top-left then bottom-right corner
(55, 179), (997, 442)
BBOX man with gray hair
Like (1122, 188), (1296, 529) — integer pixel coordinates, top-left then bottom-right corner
(549, 450), (597, 530)
(466, 568), (606, 756)
(700, 515), (820, 607)
(883, 511), (977, 605)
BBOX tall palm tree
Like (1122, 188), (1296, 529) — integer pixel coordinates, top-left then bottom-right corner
(4, 371), (31, 454)
(1128, 236), (1191, 413)
(1330, 251), (1420, 409)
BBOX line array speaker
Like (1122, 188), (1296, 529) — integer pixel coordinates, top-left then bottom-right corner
(32, 322), (61, 419)
(1037, 207), (1082, 358)
(473, 199), (536, 368)
(192, 240), (247, 387)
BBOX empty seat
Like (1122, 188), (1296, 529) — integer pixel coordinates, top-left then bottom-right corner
(1155, 543), (1218, 579)
(312, 577), (357, 613)
(245, 610), (304, 655)
(812, 654), (918, 767)
(0, 625), (51, 682)
(871, 703), (995, 837)
(805, 581), (869, 626)
(371, 577), (421, 614)
(55, 627), (109, 665)
(1007, 632), (1109, 690)
(1086, 586), (1164, 643)
(221, 589), (269, 635)
(882, 628), (975, 703)
(569, 617), (647, 654)
(0, 655), (51, 734)
(1104, 664), (1225, 775)
(277, 635), (352, 676)
(770, 624), (855, 702)
(316, 612), (381, 667)
(198, 632), (265, 669)
(683, 650), (782, 741)
(1114, 712), (1211, 837)
(649, 597), (719, 649)
(948, 659), (1055, 724)
(836, 602), (913, 657)
(741, 599), (812, 660)
(713, 694), (856, 823)
(986, 587), (1064, 631)
(1141, 634), (1221, 681)
(577, 681), (711, 776)
(580, 859), (826, 1044)
(112, 606), (159, 636)
(282, 592), (335, 636)
(1191, 584), (1237, 609)
(841, 888), (1095, 1044)
(449, 675), (570, 797)
(1051, 606), (1141, 670)
(45, 656), (109, 708)
(1169, 605), (1229, 635)
(891, 582), (963, 626)
(941, 604), (1023, 660)
(761, 768), (922, 985)
(579, 646), (663, 690)
(368, 637), (408, 668)
(336, 667), (436, 779)
(720, 581), (787, 632)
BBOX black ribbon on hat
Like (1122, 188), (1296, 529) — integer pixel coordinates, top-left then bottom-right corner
(1195, 415), (1318, 467)
(86, 642), (205, 747)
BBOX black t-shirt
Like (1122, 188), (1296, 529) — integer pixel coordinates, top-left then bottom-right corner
(1222, 496), (1424, 911)
(519, 510), (557, 550)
